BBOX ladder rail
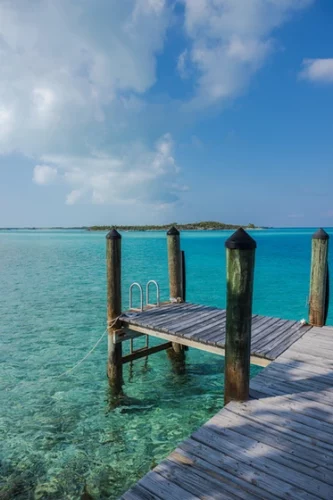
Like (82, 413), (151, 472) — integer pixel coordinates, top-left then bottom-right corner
(129, 282), (144, 312)
(146, 280), (160, 307)
(128, 279), (160, 354)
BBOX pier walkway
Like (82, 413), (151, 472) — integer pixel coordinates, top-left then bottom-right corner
(122, 325), (333, 499)
(119, 302), (311, 366)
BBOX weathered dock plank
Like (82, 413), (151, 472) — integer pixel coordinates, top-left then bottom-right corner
(120, 302), (310, 362)
(121, 326), (333, 499)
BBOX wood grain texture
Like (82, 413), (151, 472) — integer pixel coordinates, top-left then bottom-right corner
(121, 325), (333, 499)
(122, 342), (172, 364)
(122, 324), (271, 367)
(225, 247), (255, 403)
(106, 232), (122, 393)
(120, 303), (306, 361)
(167, 231), (183, 301)
(309, 236), (329, 326)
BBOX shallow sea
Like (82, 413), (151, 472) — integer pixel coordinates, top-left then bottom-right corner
(1, 228), (332, 499)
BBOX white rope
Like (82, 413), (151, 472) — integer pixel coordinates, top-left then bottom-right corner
(12, 317), (120, 387)
(55, 328), (108, 379)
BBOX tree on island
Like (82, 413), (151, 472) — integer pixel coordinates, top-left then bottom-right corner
(88, 221), (261, 231)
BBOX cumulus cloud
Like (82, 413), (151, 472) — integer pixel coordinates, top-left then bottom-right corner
(0, 0), (171, 156)
(0, 0), (185, 208)
(300, 58), (333, 83)
(1, 0), (316, 210)
(180, 0), (314, 107)
(33, 165), (58, 185)
(0, 1), (166, 163)
(35, 133), (186, 206)
(0, 106), (13, 145)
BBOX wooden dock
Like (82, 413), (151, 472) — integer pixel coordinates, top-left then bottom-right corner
(119, 302), (312, 366)
(104, 226), (331, 498)
(122, 325), (333, 499)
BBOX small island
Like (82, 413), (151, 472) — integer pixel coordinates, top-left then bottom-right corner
(89, 221), (263, 231)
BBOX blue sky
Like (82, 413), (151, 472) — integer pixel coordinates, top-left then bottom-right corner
(1, 0), (333, 227)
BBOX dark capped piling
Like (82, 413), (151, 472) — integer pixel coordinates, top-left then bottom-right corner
(167, 226), (183, 302)
(167, 227), (186, 363)
(106, 228), (123, 394)
(224, 228), (256, 404)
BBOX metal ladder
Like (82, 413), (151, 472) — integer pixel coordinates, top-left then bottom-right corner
(128, 280), (160, 354)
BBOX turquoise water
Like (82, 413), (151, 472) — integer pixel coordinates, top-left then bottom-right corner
(0, 228), (332, 499)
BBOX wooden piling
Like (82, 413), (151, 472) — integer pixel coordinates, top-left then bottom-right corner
(224, 228), (256, 404)
(309, 228), (329, 327)
(167, 227), (183, 302)
(167, 227), (186, 360)
(106, 228), (123, 394)
(181, 250), (186, 302)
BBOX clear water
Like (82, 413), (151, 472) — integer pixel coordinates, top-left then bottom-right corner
(1, 228), (332, 499)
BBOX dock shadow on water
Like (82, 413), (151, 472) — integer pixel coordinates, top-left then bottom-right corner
(1, 316), (263, 500)
(0, 344), (265, 500)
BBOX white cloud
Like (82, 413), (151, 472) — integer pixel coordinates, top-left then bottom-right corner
(177, 49), (189, 79)
(35, 133), (185, 206)
(0, 0), (185, 209)
(33, 88), (56, 116)
(300, 59), (333, 83)
(181, 0), (314, 107)
(0, 0), (317, 213)
(66, 190), (84, 206)
(33, 165), (58, 185)
(0, 106), (13, 146)
(0, 0), (171, 157)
